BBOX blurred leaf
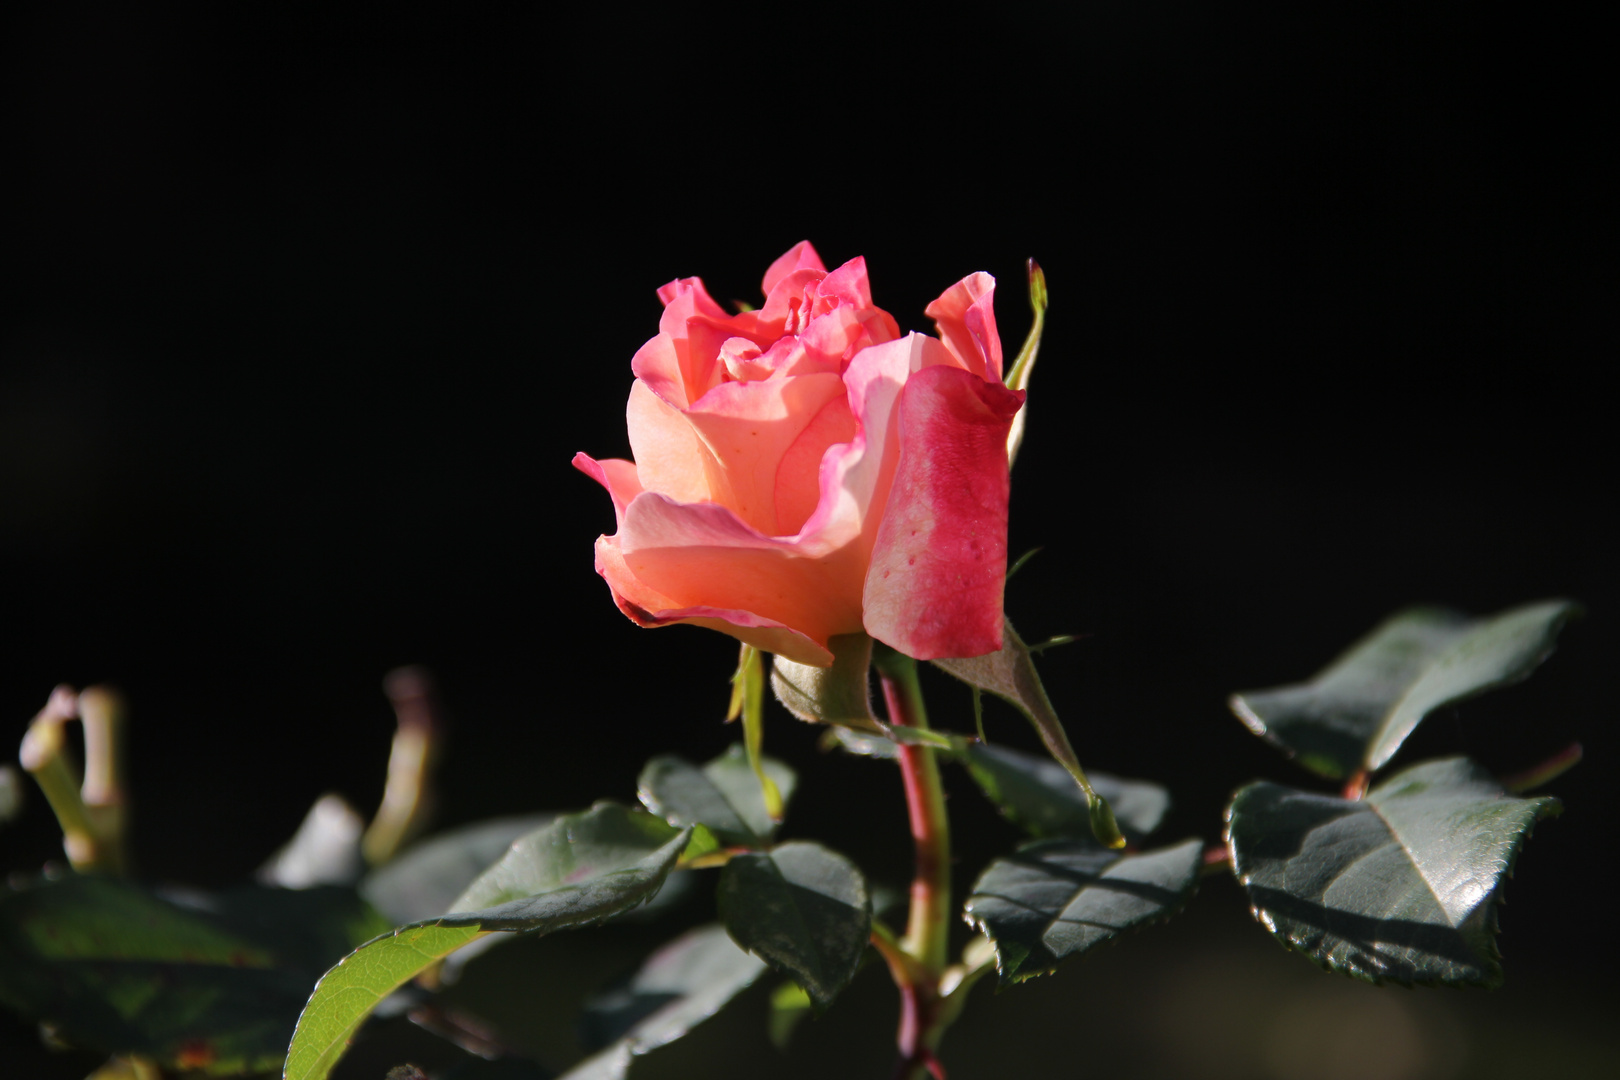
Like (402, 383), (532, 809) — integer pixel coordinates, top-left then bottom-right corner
(963, 838), (1202, 984)
(958, 743), (1170, 843)
(822, 727), (899, 759)
(360, 814), (557, 925)
(1226, 756), (1558, 986)
(767, 980), (813, 1049)
(258, 794), (366, 890)
(717, 842), (871, 1010)
(1230, 600), (1578, 779)
(569, 923), (766, 1078)
(285, 804), (689, 1080)
(638, 745), (797, 848)
(0, 875), (386, 1074)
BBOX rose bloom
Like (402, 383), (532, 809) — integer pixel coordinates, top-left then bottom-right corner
(574, 242), (1024, 667)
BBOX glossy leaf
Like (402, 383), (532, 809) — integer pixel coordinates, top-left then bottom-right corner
(0, 875), (386, 1074)
(1225, 757), (1558, 986)
(963, 837), (1201, 984)
(568, 923), (767, 1078)
(1230, 600), (1578, 779)
(717, 842), (871, 1009)
(638, 745), (797, 848)
(285, 804), (689, 1080)
(360, 814), (557, 925)
(959, 743), (1170, 843)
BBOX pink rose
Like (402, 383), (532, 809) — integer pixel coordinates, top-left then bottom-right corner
(574, 242), (1024, 667)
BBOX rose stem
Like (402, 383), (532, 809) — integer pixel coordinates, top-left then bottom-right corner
(874, 646), (952, 1079)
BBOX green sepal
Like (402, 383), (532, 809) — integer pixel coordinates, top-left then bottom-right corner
(934, 619), (1122, 847)
(769, 633), (883, 734)
(1004, 258), (1048, 467)
(729, 645), (784, 821)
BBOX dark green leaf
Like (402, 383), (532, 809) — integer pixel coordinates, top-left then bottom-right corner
(959, 743), (1170, 843)
(638, 745), (797, 848)
(717, 842), (871, 1009)
(360, 814), (557, 925)
(569, 923), (766, 1078)
(285, 804), (689, 1080)
(963, 838), (1202, 984)
(1225, 757), (1558, 986)
(0, 875), (386, 1074)
(1230, 601), (1578, 779)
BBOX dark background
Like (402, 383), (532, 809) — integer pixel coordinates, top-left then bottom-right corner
(3, 5), (1614, 1078)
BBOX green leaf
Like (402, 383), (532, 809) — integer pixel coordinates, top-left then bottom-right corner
(569, 923), (767, 1078)
(1230, 600), (1579, 779)
(717, 842), (871, 1009)
(638, 745), (797, 848)
(360, 814), (557, 925)
(934, 618), (1123, 848)
(285, 804), (689, 1080)
(959, 743), (1171, 843)
(1225, 756), (1558, 986)
(963, 837), (1202, 984)
(0, 875), (386, 1074)
(284, 922), (487, 1080)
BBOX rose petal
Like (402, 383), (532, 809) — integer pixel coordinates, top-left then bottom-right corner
(762, 241), (827, 296)
(572, 453), (643, 524)
(593, 533), (833, 666)
(925, 272), (1002, 383)
(682, 372), (847, 536)
(862, 363), (1024, 660)
(616, 493), (869, 652)
(626, 379), (713, 504)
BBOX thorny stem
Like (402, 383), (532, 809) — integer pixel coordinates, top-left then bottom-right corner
(873, 646), (953, 1080)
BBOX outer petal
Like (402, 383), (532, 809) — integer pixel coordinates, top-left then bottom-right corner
(593, 533), (832, 666)
(572, 453), (643, 524)
(862, 364), (1024, 660)
(626, 379), (713, 504)
(925, 272), (1002, 383)
(617, 492), (869, 653)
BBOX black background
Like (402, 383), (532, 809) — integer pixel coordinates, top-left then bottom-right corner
(3, 5), (1615, 1078)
